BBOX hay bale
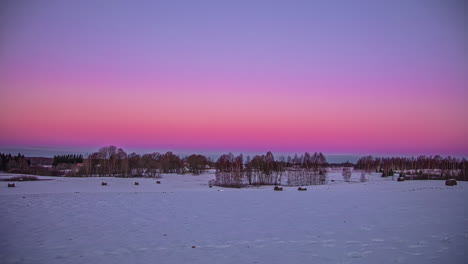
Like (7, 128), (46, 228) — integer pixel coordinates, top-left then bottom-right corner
(156, 181), (161, 184)
(7, 183), (15, 188)
(134, 182), (139, 186)
(298, 187), (307, 191)
(445, 179), (457, 186)
(101, 182), (107, 186)
(397, 176), (405, 182)
(274, 186), (283, 191)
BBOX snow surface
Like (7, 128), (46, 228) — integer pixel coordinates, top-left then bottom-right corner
(1, 171), (467, 264)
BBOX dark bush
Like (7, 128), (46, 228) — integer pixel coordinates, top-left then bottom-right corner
(7, 183), (15, 187)
(274, 186), (283, 191)
(445, 179), (457, 186)
(134, 182), (139, 186)
(298, 187), (307, 191)
(101, 182), (107, 186)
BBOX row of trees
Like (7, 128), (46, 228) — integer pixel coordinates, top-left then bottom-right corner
(0, 153), (30, 171)
(341, 167), (367, 183)
(214, 152), (328, 187)
(0, 153), (62, 176)
(76, 146), (211, 177)
(3, 148), (466, 183)
(355, 155), (468, 180)
(52, 154), (84, 167)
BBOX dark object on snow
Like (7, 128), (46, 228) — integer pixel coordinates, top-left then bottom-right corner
(274, 186), (283, 191)
(192, 246), (196, 248)
(134, 182), (139, 186)
(331, 180), (335, 182)
(101, 182), (107, 186)
(156, 181), (161, 184)
(298, 187), (307, 191)
(445, 179), (457, 186)
(209, 185), (212, 188)
(7, 183), (15, 188)
(397, 176), (405, 182)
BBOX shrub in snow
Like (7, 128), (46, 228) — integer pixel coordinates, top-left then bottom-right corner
(298, 187), (307, 191)
(445, 179), (457, 186)
(360, 172), (367, 182)
(342, 167), (352, 182)
(134, 182), (139, 186)
(156, 181), (161, 184)
(7, 183), (15, 188)
(274, 186), (283, 191)
(101, 182), (107, 186)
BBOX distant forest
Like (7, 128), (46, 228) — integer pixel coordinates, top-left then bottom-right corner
(355, 155), (468, 181)
(0, 153), (30, 171)
(52, 154), (83, 167)
(1, 147), (467, 184)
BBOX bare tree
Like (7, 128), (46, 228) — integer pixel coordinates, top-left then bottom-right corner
(142, 152), (161, 178)
(360, 171), (367, 182)
(342, 167), (352, 182)
(185, 154), (209, 174)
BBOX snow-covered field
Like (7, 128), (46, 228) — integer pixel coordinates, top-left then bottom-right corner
(1, 171), (467, 264)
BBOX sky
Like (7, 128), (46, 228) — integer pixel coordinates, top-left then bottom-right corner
(0, 0), (467, 156)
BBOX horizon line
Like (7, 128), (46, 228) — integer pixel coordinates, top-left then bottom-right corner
(0, 145), (467, 159)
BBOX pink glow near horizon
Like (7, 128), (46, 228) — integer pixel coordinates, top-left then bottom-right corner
(0, 0), (467, 156)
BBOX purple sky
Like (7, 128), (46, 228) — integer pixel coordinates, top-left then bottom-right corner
(0, 0), (467, 156)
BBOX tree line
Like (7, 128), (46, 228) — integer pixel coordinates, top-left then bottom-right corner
(213, 151), (328, 187)
(0, 153), (30, 171)
(355, 155), (468, 180)
(52, 154), (84, 167)
(2, 149), (466, 183)
(0, 153), (63, 176)
(1, 147), (212, 177)
(75, 146), (211, 177)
